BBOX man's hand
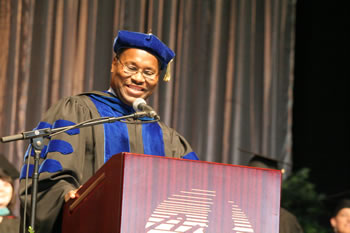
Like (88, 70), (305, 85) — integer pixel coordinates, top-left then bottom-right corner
(64, 188), (80, 202)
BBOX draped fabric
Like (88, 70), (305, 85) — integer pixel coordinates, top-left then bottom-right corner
(0, 0), (296, 177)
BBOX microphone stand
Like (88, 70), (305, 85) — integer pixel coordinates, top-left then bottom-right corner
(1, 111), (151, 232)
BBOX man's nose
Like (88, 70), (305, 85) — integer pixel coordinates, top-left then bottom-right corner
(131, 71), (145, 83)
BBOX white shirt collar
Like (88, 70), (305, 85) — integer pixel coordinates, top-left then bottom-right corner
(107, 87), (117, 97)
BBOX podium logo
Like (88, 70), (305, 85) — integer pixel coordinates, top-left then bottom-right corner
(229, 201), (255, 233)
(144, 189), (254, 233)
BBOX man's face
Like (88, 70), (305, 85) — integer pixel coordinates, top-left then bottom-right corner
(331, 208), (350, 233)
(110, 48), (160, 106)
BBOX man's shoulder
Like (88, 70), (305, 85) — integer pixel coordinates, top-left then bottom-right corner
(77, 90), (112, 98)
(44, 91), (106, 115)
(157, 121), (186, 139)
(54, 91), (112, 106)
(157, 121), (175, 132)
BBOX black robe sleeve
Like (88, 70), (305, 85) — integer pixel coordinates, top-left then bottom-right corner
(19, 95), (104, 233)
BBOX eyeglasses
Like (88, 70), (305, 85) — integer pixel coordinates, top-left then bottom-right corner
(117, 58), (159, 81)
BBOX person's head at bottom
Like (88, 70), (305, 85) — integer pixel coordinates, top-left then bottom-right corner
(0, 154), (19, 223)
(330, 199), (350, 233)
(0, 175), (14, 209)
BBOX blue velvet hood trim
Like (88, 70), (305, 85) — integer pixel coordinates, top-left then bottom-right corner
(87, 93), (165, 162)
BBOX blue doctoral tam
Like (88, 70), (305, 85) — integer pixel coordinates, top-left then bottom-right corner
(113, 30), (175, 70)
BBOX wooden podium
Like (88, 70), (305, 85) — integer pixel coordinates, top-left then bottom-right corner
(62, 153), (281, 233)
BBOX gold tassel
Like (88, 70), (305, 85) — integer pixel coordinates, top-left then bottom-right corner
(163, 59), (173, 82)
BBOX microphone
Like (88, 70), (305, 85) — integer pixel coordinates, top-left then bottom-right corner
(132, 98), (160, 120)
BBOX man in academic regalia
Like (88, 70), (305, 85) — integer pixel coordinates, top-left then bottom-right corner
(19, 30), (198, 233)
(0, 154), (20, 233)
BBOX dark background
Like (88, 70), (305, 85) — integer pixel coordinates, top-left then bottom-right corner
(293, 0), (349, 214)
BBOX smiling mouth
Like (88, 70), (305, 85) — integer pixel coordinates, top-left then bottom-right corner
(127, 84), (144, 91)
(125, 84), (147, 97)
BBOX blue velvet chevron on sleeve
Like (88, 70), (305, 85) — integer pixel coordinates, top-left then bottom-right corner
(38, 159), (63, 174)
(182, 152), (199, 160)
(20, 120), (79, 179)
(20, 164), (34, 179)
(52, 119), (80, 135)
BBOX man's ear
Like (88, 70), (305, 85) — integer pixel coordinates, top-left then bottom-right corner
(330, 217), (337, 228)
(111, 57), (117, 72)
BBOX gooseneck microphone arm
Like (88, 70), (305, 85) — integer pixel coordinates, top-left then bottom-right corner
(1, 111), (150, 143)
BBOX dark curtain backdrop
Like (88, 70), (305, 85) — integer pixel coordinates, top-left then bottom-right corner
(1, 0), (296, 179)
